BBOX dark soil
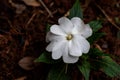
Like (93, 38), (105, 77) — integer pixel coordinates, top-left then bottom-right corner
(0, 0), (120, 80)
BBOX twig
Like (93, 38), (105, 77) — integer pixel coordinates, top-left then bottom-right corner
(25, 12), (37, 28)
(2, 16), (19, 34)
(95, 3), (120, 30)
(95, 44), (103, 51)
(82, 0), (91, 11)
(7, 19), (18, 34)
(39, 0), (53, 17)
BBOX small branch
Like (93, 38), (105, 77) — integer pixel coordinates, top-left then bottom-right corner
(39, 0), (53, 17)
(95, 44), (103, 51)
(95, 3), (120, 30)
(25, 12), (37, 28)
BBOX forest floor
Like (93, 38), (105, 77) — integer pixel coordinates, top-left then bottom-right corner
(0, 0), (120, 80)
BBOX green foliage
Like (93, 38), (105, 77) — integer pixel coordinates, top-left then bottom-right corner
(35, 52), (61, 64)
(47, 64), (70, 80)
(36, 0), (120, 79)
(89, 20), (102, 33)
(77, 49), (109, 80)
(89, 48), (120, 77)
(117, 30), (120, 39)
(78, 61), (90, 80)
(46, 24), (51, 32)
(100, 56), (120, 77)
(88, 32), (105, 44)
(88, 20), (104, 44)
(68, 0), (83, 19)
(89, 48), (110, 57)
(88, 48), (109, 70)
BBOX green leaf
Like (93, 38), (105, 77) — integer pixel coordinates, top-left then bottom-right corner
(78, 61), (90, 80)
(117, 30), (120, 39)
(88, 32), (105, 44)
(89, 48), (110, 57)
(89, 48), (120, 77)
(88, 48), (109, 70)
(35, 52), (61, 64)
(89, 20), (102, 33)
(68, 0), (83, 19)
(100, 56), (120, 77)
(47, 64), (70, 80)
(46, 24), (51, 32)
(88, 48), (110, 71)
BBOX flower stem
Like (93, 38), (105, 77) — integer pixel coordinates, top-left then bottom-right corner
(65, 64), (68, 74)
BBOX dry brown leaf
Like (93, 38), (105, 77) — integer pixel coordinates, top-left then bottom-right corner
(18, 56), (35, 70)
(9, 0), (26, 14)
(22, 0), (40, 7)
(15, 76), (26, 80)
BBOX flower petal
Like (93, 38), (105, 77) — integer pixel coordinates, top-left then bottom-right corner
(69, 38), (82, 57)
(50, 25), (65, 35)
(71, 17), (84, 34)
(46, 32), (65, 42)
(58, 17), (73, 33)
(81, 24), (92, 38)
(63, 52), (79, 63)
(46, 41), (56, 52)
(52, 41), (67, 59)
(46, 32), (53, 42)
(74, 35), (90, 53)
(71, 17), (84, 28)
(61, 42), (79, 63)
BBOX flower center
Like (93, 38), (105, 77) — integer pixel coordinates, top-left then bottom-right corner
(66, 34), (73, 40)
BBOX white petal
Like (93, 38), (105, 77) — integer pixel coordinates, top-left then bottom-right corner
(69, 38), (83, 57)
(71, 17), (84, 28)
(46, 32), (65, 42)
(46, 41), (56, 52)
(50, 25), (65, 35)
(52, 41), (67, 59)
(58, 17), (73, 33)
(74, 35), (90, 53)
(71, 17), (84, 34)
(52, 48), (63, 60)
(61, 42), (79, 63)
(46, 32), (53, 42)
(80, 39), (90, 54)
(81, 24), (92, 38)
(63, 52), (79, 63)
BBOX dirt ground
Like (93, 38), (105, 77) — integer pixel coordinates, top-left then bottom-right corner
(0, 0), (120, 80)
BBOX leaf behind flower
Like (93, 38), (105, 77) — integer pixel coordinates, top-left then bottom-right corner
(47, 64), (71, 80)
(35, 52), (61, 64)
(89, 20), (102, 33)
(78, 61), (90, 80)
(68, 0), (83, 19)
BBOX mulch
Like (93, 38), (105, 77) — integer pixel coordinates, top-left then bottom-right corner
(0, 0), (120, 80)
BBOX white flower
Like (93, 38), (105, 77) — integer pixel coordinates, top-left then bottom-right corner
(46, 17), (92, 63)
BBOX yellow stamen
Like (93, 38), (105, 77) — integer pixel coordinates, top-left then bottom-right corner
(66, 34), (73, 40)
